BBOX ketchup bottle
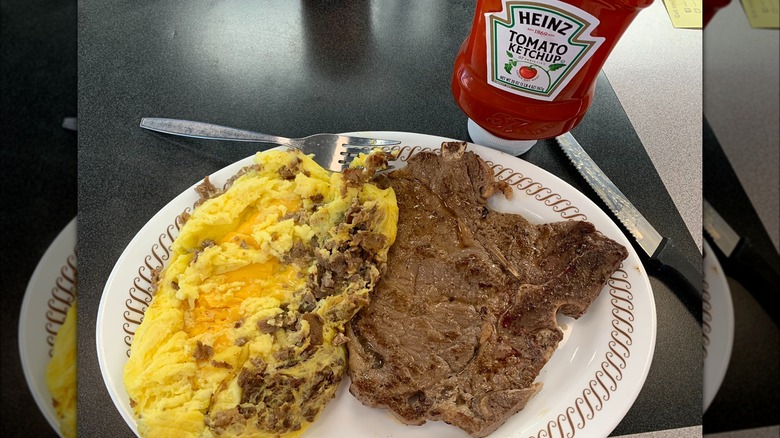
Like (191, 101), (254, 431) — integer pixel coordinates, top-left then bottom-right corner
(452, 0), (654, 155)
(704, 0), (731, 28)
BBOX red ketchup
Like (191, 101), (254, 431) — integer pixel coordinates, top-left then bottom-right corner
(452, 0), (654, 154)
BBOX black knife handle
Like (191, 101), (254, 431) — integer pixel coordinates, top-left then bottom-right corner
(719, 238), (780, 326)
(651, 238), (703, 323)
(730, 239), (780, 290)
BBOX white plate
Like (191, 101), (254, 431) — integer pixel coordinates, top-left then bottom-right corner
(18, 216), (77, 438)
(702, 239), (734, 412)
(97, 132), (656, 437)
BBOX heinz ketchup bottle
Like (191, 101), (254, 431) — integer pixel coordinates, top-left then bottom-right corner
(452, 0), (654, 155)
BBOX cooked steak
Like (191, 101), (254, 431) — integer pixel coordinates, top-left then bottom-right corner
(346, 142), (628, 437)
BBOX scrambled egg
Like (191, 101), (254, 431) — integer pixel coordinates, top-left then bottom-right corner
(123, 149), (397, 438)
(45, 300), (77, 438)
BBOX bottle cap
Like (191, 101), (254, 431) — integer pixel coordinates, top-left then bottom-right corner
(467, 119), (537, 156)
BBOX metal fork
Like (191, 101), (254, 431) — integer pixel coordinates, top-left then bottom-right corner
(139, 118), (400, 172)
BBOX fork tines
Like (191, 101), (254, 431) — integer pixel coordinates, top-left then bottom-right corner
(339, 136), (400, 147)
(339, 145), (398, 171)
(342, 146), (380, 156)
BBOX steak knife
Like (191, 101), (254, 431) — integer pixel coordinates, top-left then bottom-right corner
(556, 132), (702, 318)
(703, 199), (779, 323)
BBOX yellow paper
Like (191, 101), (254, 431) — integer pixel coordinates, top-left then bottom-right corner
(662, 0), (703, 28)
(741, 0), (780, 28)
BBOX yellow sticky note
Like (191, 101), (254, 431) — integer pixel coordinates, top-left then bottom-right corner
(741, 0), (780, 28)
(662, 0), (703, 28)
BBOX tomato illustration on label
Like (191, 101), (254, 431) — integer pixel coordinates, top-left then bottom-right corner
(504, 51), (567, 84)
(518, 66), (537, 79)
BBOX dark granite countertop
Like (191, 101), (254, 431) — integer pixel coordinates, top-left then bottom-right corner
(3, 1), (775, 438)
(75, 2), (701, 437)
(1, 0), (77, 437)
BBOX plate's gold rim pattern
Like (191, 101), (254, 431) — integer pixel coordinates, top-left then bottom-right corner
(702, 278), (712, 358)
(45, 251), (77, 357)
(117, 146), (637, 435)
(122, 209), (189, 357)
(483, 159), (637, 436)
(702, 240), (733, 412)
(487, 162), (588, 221)
(387, 145), (437, 160)
(532, 268), (633, 437)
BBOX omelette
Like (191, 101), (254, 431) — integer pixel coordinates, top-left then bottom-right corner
(45, 300), (77, 438)
(123, 149), (397, 437)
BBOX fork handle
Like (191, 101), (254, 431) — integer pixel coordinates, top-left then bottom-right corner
(139, 118), (291, 144)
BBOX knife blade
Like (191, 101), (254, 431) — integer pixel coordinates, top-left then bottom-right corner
(556, 132), (702, 319)
(703, 199), (780, 324)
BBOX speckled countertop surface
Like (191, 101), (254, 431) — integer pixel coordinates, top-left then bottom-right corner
(615, 424), (780, 438)
(75, 2), (702, 437)
(703, 4), (779, 438)
(3, 0), (778, 437)
(704, 3), (779, 253)
(606, 1), (779, 256)
(603, 1), (703, 252)
(608, 4), (779, 438)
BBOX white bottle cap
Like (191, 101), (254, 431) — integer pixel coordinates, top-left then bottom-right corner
(467, 118), (537, 156)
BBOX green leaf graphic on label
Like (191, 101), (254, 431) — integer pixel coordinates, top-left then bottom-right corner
(504, 60), (518, 74)
(506, 51), (514, 58)
(548, 63), (567, 71)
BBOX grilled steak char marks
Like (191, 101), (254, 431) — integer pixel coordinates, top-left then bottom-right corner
(347, 142), (628, 437)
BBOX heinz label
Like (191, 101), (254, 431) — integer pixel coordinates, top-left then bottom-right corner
(486, 0), (604, 101)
